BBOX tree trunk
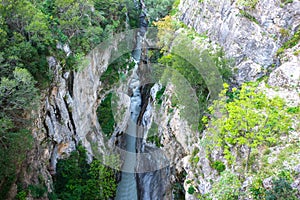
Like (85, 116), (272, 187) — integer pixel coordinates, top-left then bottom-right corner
(245, 146), (252, 172)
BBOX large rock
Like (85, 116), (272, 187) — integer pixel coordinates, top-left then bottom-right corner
(260, 43), (300, 106)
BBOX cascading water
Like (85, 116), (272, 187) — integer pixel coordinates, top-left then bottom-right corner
(115, 1), (147, 199)
(115, 63), (141, 200)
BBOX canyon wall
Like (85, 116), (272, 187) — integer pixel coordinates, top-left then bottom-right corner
(179, 0), (300, 84)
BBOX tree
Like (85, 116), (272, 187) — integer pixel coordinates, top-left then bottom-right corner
(86, 160), (117, 199)
(206, 83), (293, 168)
(55, 145), (117, 200)
(0, 67), (36, 197)
(144, 0), (175, 22)
(0, 67), (38, 121)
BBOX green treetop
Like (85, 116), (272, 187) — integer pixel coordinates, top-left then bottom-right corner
(206, 82), (293, 169)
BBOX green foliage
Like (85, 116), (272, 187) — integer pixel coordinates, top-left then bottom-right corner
(144, 0), (175, 22)
(0, 67), (38, 117)
(0, 0), (134, 196)
(236, 0), (259, 8)
(169, 0), (181, 16)
(147, 122), (163, 147)
(207, 82), (293, 166)
(250, 172), (298, 200)
(191, 156), (200, 166)
(192, 147), (200, 157)
(287, 106), (300, 114)
(100, 53), (134, 92)
(187, 185), (196, 194)
(265, 178), (298, 200)
(281, 0), (294, 5)
(85, 160), (117, 199)
(211, 170), (241, 200)
(54, 145), (117, 200)
(157, 47), (230, 131)
(16, 190), (27, 200)
(250, 177), (266, 200)
(239, 10), (259, 24)
(280, 28), (290, 37)
(0, 128), (33, 198)
(211, 160), (226, 173)
(0, 0), (134, 85)
(154, 16), (232, 131)
(158, 53), (209, 98)
(97, 93), (115, 138)
(156, 86), (166, 105)
(28, 184), (47, 198)
(172, 182), (185, 200)
(0, 67), (36, 198)
(277, 29), (300, 56)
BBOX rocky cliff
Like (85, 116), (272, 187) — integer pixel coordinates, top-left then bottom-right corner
(176, 0), (300, 199)
(20, 41), (120, 196)
(179, 0), (300, 84)
(18, 1), (300, 199)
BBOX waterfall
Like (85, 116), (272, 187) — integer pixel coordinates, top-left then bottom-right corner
(115, 63), (140, 200)
(115, 1), (148, 199)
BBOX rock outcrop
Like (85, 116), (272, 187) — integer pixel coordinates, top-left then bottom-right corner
(22, 41), (123, 195)
(177, 0), (300, 199)
(179, 0), (300, 84)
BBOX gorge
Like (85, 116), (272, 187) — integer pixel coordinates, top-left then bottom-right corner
(0, 0), (300, 200)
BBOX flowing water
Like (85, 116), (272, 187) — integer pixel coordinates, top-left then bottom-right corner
(115, 64), (141, 200)
(115, 1), (148, 199)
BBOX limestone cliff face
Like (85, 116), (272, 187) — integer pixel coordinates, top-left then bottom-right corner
(183, 48), (300, 199)
(22, 43), (120, 196)
(45, 46), (115, 168)
(136, 81), (197, 199)
(176, 1), (300, 199)
(179, 0), (300, 84)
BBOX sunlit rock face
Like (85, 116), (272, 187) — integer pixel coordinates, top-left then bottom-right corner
(260, 43), (300, 107)
(179, 0), (300, 84)
(22, 43), (118, 195)
(44, 46), (114, 170)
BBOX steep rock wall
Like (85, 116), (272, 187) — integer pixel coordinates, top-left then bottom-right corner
(179, 0), (300, 83)
(21, 42), (121, 196)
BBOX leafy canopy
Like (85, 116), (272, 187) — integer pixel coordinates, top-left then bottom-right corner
(54, 145), (117, 200)
(206, 82), (293, 164)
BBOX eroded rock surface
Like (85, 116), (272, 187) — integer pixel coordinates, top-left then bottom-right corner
(179, 0), (300, 83)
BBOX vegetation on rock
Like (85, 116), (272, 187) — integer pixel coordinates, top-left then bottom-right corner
(153, 15), (232, 131)
(54, 145), (117, 200)
(0, 0), (139, 197)
(97, 93), (115, 138)
(206, 82), (293, 168)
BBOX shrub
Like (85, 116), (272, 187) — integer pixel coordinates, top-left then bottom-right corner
(207, 82), (293, 168)
(144, 0), (175, 22)
(277, 29), (300, 56)
(97, 93), (115, 138)
(239, 10), (259, 24)
(265, 178), (298, 200)
(156, 86), (166, 105)
(250, 177), (266, 200)
(188, 185), (196, 194)
(211, 170), (241, 200)
(191, 156), (200, 166)
(211, 160), (226, 173)
(28, 184), (47, 198)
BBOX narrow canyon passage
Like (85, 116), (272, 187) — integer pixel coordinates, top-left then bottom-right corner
(115, 60), (141, 200)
